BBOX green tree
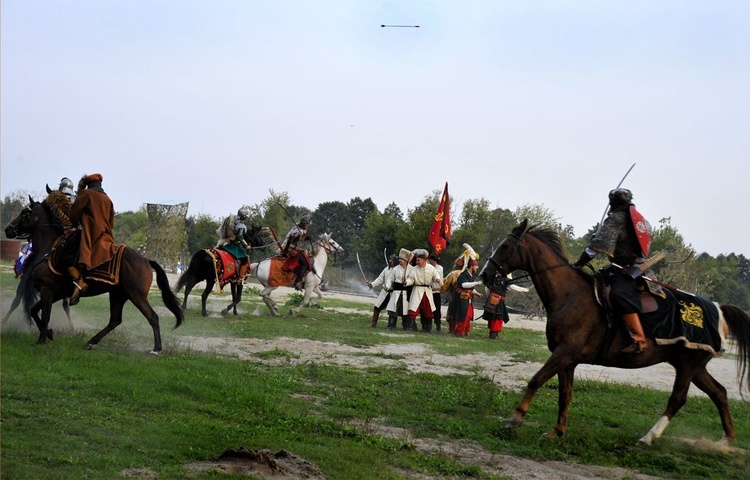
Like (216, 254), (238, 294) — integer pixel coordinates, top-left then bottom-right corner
(358, 207), (405, 278)
(186, 213), (220, 253)
(114, 207), (148, 249)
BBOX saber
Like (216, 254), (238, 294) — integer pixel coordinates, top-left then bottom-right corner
(383, 248), (388, 266)
(595, 163), (636, 236)
(356, 252), (370, 284)
(381, 24), (420, 28)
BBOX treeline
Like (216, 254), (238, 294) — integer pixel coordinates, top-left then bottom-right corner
(3, 188), (749, 310)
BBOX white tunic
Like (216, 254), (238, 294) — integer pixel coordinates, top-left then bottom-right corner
(370, 265), (393, 309)
(405, 263), (442, 313)
(385, 263), (412, 314)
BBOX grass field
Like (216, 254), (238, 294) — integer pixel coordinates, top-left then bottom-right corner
(2, 266), (749, 479)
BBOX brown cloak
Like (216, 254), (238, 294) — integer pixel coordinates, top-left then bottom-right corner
(69, 189), (116, 269)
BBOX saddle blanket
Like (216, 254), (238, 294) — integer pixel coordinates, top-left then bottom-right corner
(205, 248), (241, 292)
(50, 244), (127, 286)
(267, 256), (296, 287)
(643, 289), (723, 356)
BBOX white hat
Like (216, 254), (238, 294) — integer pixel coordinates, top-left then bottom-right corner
(398, 248), (413, 262)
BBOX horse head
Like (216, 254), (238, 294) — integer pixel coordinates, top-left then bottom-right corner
(244, 223), (265, 248)
(318, 233), (345, 256)
(479, 219), (531, 285)
(4, 197), (40, 239)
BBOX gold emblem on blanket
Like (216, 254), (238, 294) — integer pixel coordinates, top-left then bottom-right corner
(679, 300), (704, 329)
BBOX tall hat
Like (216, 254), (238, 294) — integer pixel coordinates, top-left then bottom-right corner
(455, 243), (479, 272)
(398, 248), (413, 263)
(412, 248), (429, 259)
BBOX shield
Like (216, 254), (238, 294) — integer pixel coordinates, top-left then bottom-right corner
(629, 206), (651, 257)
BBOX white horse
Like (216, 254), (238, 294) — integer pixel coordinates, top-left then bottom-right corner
(249, 233), (344, 315)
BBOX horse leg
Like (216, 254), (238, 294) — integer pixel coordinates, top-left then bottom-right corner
(308, 283), (323, 307)
(234, 285), (242, 315)
(506, 350), (573, 429)
(2, 283), (23, 323)
(35, 290), (56, 344)
(181, 277), (198, 311)
(85, 293), (126, 351)
(62, 297), (73, 330)
(201, 279), (215, 317)
(546, 365), (576, 438)
(689, 367), (735, 444)
(260, 286), (278, 316)
(128, 290), (164, 355)
(639, 362), (697, 445)
(29, 300), (54, 341)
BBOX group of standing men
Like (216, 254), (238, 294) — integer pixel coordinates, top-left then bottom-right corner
(367, 244), (502, 338)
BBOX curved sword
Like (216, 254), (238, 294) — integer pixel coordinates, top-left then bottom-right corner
(356, 252), (370, 284)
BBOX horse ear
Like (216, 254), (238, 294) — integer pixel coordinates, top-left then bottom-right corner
(46, 184), (52, 194)
(28, 194), (36, 206)
(519, 218), (529, 231)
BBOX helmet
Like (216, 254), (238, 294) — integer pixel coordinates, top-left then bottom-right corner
(59, 177), (74, 197)
(237, 207), (249, 220)
(608, 188), (633, 207)
(299, 214), (310, 226)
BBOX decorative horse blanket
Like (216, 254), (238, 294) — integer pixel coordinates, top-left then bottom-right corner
(205, 248), (242, 293)
(645, 289), (723, 355)
(266, 256), (297, 287)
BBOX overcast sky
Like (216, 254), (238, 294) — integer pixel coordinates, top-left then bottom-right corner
(2, 1), (749, 256)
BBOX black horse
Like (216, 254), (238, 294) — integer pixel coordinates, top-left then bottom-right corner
(175, 224), (270, 316)
(5, 197), (184, 354)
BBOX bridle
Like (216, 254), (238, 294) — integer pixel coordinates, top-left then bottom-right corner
(487, 229), (570, 282)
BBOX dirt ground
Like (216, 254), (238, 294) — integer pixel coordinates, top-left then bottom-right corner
(3, 278), (745, 479)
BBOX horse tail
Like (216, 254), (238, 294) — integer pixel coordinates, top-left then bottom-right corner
(20, 257), (47, 325)
(720, 304), (750, 396)
(150, 260), (184, 329)
(175, 250), (204, 292)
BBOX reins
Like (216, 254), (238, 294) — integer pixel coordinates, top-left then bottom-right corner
(489, 230), (570, 282)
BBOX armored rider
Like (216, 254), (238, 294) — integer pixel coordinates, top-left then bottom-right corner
(282, 214), (313, 290)
(219, 207), (253, 279)
(574, 188), (654, 354)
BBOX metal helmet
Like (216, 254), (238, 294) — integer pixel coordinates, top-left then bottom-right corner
(299, 214), (310, 226)
(608, 188), (633, 207)
(237, 207), (249, 220)
(59, 177), (74, 197)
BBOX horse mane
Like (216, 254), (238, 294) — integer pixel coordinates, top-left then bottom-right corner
(527, 224), (594, 285)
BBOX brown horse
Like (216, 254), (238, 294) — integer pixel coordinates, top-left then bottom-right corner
(479, 219), (750, 444)
(5, 197), (184, 354)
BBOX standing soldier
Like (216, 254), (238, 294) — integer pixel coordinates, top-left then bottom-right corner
(428, 254), (444, 332)
(405, 249), (442, 333)
(367, 254), (397, 328)
(385, 248), (413, 331)
(450, 256), (483, 337)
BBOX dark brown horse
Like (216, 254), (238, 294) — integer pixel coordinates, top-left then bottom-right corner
(5, 197), (184, 354)
(479, 219), (750, 444)
(175, 224), (270, 316)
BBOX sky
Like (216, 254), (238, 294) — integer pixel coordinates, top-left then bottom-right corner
(2, 1), (749, 257)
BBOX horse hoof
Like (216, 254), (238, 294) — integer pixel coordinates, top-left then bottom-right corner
(149, 350), (161, 356)
(505, 418), (523, 429)
(47, 329), (54, 340)
(85, 344), (97, 350)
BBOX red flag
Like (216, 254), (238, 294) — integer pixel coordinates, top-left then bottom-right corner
(427, 182), (451, 255)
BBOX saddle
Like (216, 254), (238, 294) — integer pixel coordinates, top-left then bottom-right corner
(594, 272), (723, 355)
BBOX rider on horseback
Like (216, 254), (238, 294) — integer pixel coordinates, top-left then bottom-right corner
(574, 188), (654, 354)
(218, 207), (253, 279)
(67, 173), (116, 305)
(282, 214), (313, 290)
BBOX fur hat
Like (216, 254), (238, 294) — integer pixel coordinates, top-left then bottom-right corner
(398, 248), (413, 263)
(412, 248), (429, 259)
(83, 173), (103, 184)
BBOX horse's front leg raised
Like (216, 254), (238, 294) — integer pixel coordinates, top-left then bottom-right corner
(506, 349), (573, 430)
(289, 285), (315, 315)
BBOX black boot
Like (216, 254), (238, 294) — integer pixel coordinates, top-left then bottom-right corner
(387, 316), (397, 331)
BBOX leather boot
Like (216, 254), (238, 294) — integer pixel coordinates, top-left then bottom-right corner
(370, 310), (379, 328)
(387, 315), (397, 331)
(621, 313), (649, 353)
(67, 266), (88, 306)
(239, 262), (249, 280)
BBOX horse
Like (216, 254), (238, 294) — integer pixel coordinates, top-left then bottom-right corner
(250, 233), (344, 315)
(3, 277), (72, 329)
(478, 219), (750, 445)
(4, 198), (184, 354)
(175, 224), (270, 316)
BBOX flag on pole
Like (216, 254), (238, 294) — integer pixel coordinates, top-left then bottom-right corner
(427, 182), (451, 255)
